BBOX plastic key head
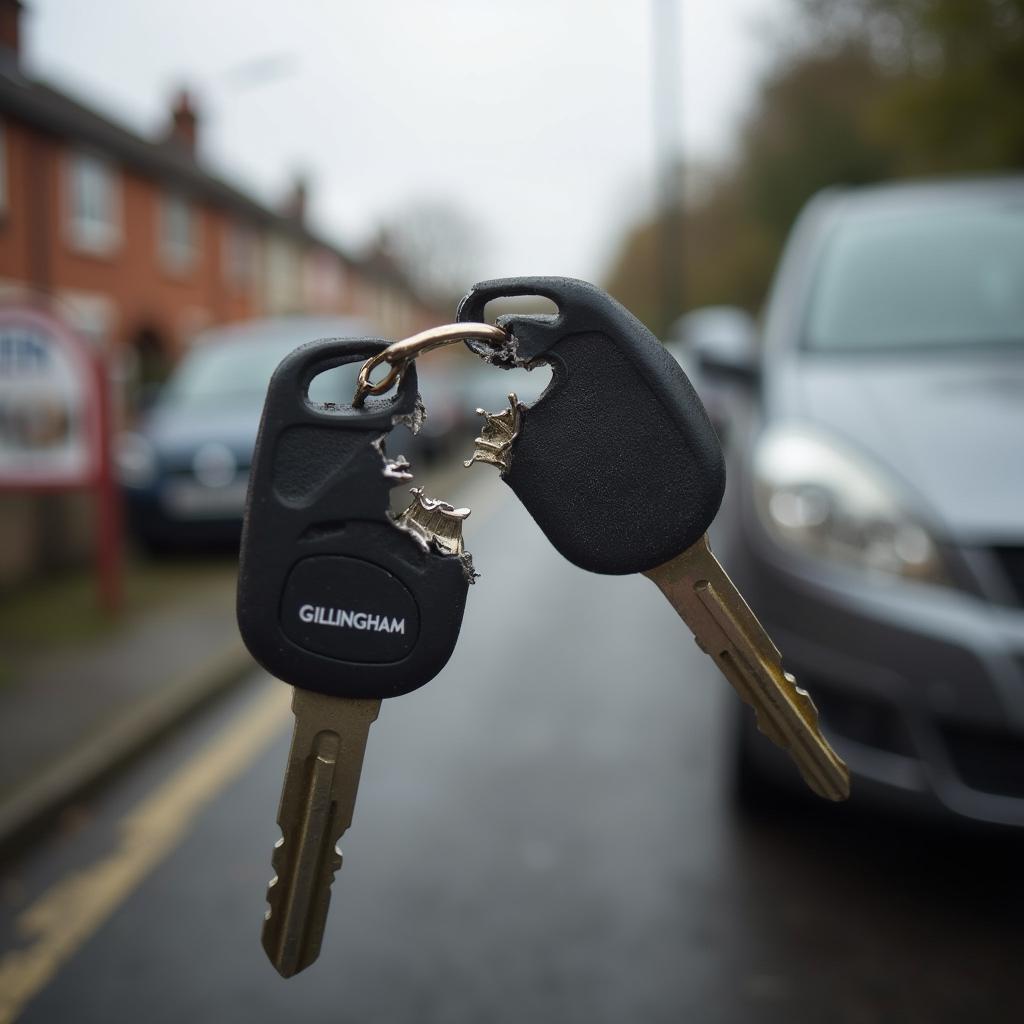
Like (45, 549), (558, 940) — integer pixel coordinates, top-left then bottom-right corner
(456, 276), (725, 576)
(236, 337), (472, 701)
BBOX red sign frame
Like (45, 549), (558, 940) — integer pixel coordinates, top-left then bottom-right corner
(0, 304), (121, 611)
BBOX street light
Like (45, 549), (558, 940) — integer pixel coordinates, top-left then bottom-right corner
(652, 0), (684, 334)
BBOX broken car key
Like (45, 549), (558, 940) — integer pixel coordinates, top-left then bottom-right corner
(237, 337), (475, 977)
(456, 277), (850, 802)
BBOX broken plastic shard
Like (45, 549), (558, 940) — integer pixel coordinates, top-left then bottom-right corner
(393, 394), (427, 436)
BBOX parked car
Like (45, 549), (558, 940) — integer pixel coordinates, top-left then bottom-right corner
(665, 307), (758, 443)
(693, 176), (1024, 826)
(116, 315), (403, 551)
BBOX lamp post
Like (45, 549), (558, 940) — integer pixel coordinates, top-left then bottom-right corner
(652, 0), (684, 335)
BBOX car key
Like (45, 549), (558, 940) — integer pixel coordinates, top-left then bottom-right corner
(237, 337), (474, 977)
(456, 277), (849, 801)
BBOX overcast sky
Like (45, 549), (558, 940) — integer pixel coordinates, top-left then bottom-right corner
(26, 0), (779, 284)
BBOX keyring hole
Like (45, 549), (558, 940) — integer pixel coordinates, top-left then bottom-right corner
(483, 295), (559, 324)
(305, 361), (371, 410)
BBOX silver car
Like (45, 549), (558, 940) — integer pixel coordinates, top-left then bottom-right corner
(692, 177), (1024, 826)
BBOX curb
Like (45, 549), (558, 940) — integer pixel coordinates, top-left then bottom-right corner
(0, 640), (255, 860)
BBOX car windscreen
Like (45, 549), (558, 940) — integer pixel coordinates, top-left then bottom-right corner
(158, 337), (361, 409)
(804, 204), (1024, 351)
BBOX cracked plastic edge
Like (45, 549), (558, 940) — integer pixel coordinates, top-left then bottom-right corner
(466, 319), (522, 369)
(369, 394), (424, 478)
(392, 393), (427, 435)
(465, 325), (553, 406)
(371, 402), (478, 584)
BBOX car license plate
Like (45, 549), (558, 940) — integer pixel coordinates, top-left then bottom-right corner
(162, 477), (249, 519)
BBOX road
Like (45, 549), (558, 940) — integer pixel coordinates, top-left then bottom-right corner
(1, 472), (1021, 1023)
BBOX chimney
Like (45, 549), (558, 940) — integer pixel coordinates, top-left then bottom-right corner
(0, 0), (24, 59)
(168, 89), (198, 153)
(284, 173), (308, 224)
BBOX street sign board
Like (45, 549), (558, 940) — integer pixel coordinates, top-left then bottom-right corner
(0, 303), (120, 610)
(0, 307), (100, 487)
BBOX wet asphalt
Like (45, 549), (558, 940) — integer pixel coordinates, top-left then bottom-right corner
(2, 475), (1021, 1024)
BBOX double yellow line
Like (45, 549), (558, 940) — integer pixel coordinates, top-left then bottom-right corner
(0, 685), (291, 1024)
(0, 468), (507, 1022)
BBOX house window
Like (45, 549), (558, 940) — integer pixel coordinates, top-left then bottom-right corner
(160, 193), (196, 272)
(58, 290), (116, 349)
(223, 220), (256, 289)
(67, 151), (120, 254)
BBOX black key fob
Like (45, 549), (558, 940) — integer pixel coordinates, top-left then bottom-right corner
(237, 338), (470, 700)
(457, 276), (725, 576)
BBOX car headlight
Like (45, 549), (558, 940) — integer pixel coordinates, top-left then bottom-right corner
(752, 425), (950, 585)
(115, 432), (157, 488)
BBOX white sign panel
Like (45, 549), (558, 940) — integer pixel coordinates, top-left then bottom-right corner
(0, 307), (99, 487)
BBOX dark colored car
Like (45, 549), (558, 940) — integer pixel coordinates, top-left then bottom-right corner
(118, 316), (384, 551)
(693, 177), (1024, 826)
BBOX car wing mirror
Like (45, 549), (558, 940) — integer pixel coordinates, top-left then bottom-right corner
(670, 306), (760, 384)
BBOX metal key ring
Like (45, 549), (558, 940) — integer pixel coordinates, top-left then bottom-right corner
(353, 322), (508, 406)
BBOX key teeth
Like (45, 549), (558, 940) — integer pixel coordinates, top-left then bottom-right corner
(262, 693), (380, 978)
(646, 539), (851, 803)
(727, 662), (851, 801)
(749, 694), (851, 802)
(751, 675), (818, 740)
(263, 834), (344, 978)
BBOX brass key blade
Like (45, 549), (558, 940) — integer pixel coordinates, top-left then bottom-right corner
(262, 689), (381, 977)
(645, 535), (850, 802)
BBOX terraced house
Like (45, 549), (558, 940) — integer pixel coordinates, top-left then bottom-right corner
(0, 1), (431, 382)
(0, 0), (436, 585)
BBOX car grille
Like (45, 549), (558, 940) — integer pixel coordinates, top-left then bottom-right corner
(991, 546), (1024, 606)
(941, 723), (1024, 800)
(808, 685), (1024, 801)
(809, 687), (915, 758)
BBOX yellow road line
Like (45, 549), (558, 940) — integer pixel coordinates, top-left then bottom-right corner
(0, 468), (508, 1022)
(0, 683), (291, 1024)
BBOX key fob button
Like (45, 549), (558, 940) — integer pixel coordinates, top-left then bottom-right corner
(280, 556), (420, 663)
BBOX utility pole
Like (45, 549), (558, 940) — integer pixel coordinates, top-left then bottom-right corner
(652, 0), (684, 336)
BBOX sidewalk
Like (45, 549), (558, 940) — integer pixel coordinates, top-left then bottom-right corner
(0, 556), (254, 854)
(0, 461), (473, 857)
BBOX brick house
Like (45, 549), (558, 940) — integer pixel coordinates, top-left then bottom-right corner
(0, 1), (433, 377)
(0, 0), (439, 585)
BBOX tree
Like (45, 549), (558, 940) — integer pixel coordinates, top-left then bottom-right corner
(376, 199), (487, 306)
(604, 0), (1024, 328)
(799, 0), (1024, 171)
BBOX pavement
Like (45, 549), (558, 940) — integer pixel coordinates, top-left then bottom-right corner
(2, 477), (1021, 1023)
(0, 555), (250, 855)
(0, 456), (469, 857)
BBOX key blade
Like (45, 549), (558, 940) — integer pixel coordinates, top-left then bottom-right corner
(645, 536), (850, 802)
(262, 689), (381, 978)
